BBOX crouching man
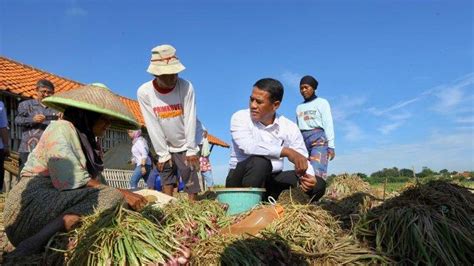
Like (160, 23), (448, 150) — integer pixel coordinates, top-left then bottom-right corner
(226, 78), (326, 202)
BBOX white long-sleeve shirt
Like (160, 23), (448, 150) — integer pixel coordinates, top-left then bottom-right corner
(296, 97), (335, 148)
(229, 109), (315, 176)
(137, 78), (198, 163)
(131, 137), (152, 166)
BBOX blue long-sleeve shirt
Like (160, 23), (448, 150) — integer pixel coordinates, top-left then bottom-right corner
(296, 97), (335, 148)
(0, 101), (8, 149)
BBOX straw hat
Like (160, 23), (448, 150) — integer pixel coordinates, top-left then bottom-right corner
(42, 84), (140, 130)
(147, 44), (186, 76)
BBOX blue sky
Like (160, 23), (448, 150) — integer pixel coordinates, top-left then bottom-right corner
(1, 0), (473, 184)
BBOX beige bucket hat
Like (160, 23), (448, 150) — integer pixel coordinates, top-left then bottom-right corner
(147, 44), (186, 76)
(42, 83), (140, 130)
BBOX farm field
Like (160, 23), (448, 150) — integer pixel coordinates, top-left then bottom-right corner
(371, 180), (474, 193)
(0, 175), (472, 265)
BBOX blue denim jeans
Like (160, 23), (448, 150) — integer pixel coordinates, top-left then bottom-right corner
(130, 164), (151, 189)
(202, 170), (214, 188)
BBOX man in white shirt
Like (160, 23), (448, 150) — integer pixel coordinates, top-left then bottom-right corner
(137, 44), (201, 200)
(226, 78), (326, 202)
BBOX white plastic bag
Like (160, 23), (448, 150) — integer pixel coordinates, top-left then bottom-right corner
(201, 137), (211, 157)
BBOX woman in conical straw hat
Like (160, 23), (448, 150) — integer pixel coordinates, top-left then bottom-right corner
(3, 83), (147, 257)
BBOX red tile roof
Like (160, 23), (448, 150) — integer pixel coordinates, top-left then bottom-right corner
(0, 56), (229, 148)
(0, 56), (83, 97)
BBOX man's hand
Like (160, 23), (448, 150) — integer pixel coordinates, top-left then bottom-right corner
(300, 174), (317, 192)
(33, 114), (46, 123)
(328, 148), (335, 161)
(186, 155), (200, 170)
(157, 159), (172, 172)
(281, 147), (308, 177)
(121, 190), (147, 211)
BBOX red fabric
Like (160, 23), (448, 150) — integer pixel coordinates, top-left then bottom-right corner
(152, 79), (174, 94)
(150, 55), (178, 64)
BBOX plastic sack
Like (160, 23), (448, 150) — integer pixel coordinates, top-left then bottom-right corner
(201, 137), (211, 157)
(220, 204), (284, 236)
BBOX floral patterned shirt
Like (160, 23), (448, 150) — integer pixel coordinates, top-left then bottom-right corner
(21, 120), (93, 191)
(199, 156), (212, 172)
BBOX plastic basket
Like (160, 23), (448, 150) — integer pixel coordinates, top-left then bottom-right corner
(214, 188), (266, 215)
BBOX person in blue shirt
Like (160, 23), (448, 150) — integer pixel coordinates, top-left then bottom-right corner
(296, 75), (335, 188)
(0, 101), (10, 191)
(147, 156), (184, 192)
(146, 156), (160, 190)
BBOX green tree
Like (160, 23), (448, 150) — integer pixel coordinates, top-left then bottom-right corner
(399, 168), (414, 177)
(356, 173), (368, 180)
(417, 167), (436, 178)
(439, 169), (449, 178)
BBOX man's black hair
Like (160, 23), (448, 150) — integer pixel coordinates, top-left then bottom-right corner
(253, 78), (284, 103)
(36, 79), (55, 90)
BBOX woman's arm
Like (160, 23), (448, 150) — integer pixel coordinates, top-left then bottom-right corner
(86, 178), (147, 211)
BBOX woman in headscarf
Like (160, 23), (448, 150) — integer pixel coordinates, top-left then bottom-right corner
(3, 84), (147, 256)
(296, 75), (335, 201)
(128, 129), (152, 189)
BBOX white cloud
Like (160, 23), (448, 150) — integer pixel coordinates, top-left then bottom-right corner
(331, 95), (367, 142)
(434, 87), (464, 110)
(65, 7), (88, 17)
(377, 111), (411, 135)
(378, 121), (404, 135)
(330, 131), (474, 175)
(368, 97), (421, 116)
(386, 111), (411, 121)
(455, 116), (474, 124)
(332, 95), (367, 121)
(431, 73), (473, 114)
(369, 73), (473, 117)
(455, 126), (474, 131)
(342, 121), (364, 141)
(367, 73), (473, 136)
(280, 71), (301, 89)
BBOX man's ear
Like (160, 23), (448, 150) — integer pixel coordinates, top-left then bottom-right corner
(272, 100), (281, 111)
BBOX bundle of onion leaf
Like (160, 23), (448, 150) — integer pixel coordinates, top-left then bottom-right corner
(318, 192), (380, 230)
(356, 181), (474, 265)
(325, 174), (373, 200)
(191, 232), (307, 265)
(264, 204), (388, 265)
(66, 205), (185, 265)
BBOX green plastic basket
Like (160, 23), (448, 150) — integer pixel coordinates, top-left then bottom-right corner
(214, 188), (266, 215)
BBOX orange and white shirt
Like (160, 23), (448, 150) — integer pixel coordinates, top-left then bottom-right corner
(137, 78), (198, 163)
